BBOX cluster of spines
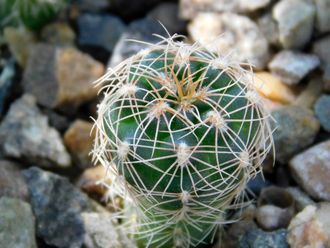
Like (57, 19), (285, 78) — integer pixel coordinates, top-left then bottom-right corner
(92, 34), (274, 247)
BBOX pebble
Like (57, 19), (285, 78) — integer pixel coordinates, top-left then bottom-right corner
(287, 204), (330, 248)
(237, 227), (289, 248)
(314, 95), (330, 132)
(188, 12), (269, 69)
(3, 27), (36, 68)
(314, 0), (330, 33)
(83, 212), (135, 248)
(239, 0), (271, 12)
(253, 72), (296, 104)
(23, 43), (104, 109)
(273, 0), (315, 49)
(78, 14), (126, 53)
(64, 119), (95, 169)
(147, 3), (186, 35)
(313, 35), (330, 69)
(268, 50), (320, 85)
(257, 14), (279, 46)
(220, 205), (258, 248)
(293, 77), (324, 108)
(180, 0), (240, 20)
(76, 165), (109, 198)
(0, 160), (29, 201)
(109, 18), (167, 67)
(289, 139), (330, 201)
(0, 95), (71, 168)
(0, 197), (37, 248)
(41, 22), (76, 47)
(271, 106), (320, 163)
(286, 187), (316, 212)
(0, 58), (15, 115)
(256, 187), (295, 230)
(22, 167), (96, 248)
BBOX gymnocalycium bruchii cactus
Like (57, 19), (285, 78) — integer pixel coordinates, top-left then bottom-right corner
(93, 34), (273, 248)
(0, 0), (68, 30)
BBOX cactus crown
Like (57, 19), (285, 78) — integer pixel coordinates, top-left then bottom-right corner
(93, 34), (273, 248)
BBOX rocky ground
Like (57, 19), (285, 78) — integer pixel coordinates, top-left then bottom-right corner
(0, 0), (330, 247)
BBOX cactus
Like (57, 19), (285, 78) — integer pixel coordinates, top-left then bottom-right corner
(0, 0), (68, 30)
(93, 35), (273, 248)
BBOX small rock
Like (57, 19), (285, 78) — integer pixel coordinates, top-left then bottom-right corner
(269, 50), (320, 85)
(188, 12), (269, 69)
(22, 167), (96, 248)
(314, 0), (330, 33)
(293, 77), (324, 108)
(76, 165), (109, 197)
(179, 0), (240, 20)
(272, 106), (320, 163)
(289, 139), (330, 201)
(256, 187), (295, 231)
(239, 0), (271, 12)
(261, 97), (285, 112)
(109, 18), (167, 67)
(23, 43), (104, 109)
(83, 212), (119, 248)
(0, 160), (29, 201)
(64, 120), (95, 168)
(78, 14), (126, 53)
(3, 27), (36, 68)
(253, 72), (296, 104)
(0, 197), (37, 248)
(220, 205), (258, 248)
(287, 204), (330, 248)
(0, 58), (15, 115)
(41, 22), (76, 46)
(257, 14), (279, 46)
(273, 0), (315, 49)
(83, 212), (135, 248)
(147, 3), (186, 35)
(237, 227), (289, 248)
(313, 35), (330, 69)
(314, 95), (330, 132)
(0, 95), (71, 167)
(286, 187), (316, 212)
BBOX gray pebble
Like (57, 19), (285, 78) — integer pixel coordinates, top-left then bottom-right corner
(238, 227), (289, 248)
(22, 167), (96, 248)
(314, 95), (330, 132)
(271, 106), (320, 163)
(0, 95), (71, 168)
(0, 197), (37, 248)
(273, 0), (315, 49)
(269, 50), (320, 85)
(78, 14), (126, 53)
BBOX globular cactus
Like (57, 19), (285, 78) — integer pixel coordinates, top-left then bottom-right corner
(93, 35), (273, 248)
(0, 0), (67, 30)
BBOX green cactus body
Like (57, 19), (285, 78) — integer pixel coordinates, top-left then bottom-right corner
(94, 37), (273, 247)
(0, 0), (67, 30)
